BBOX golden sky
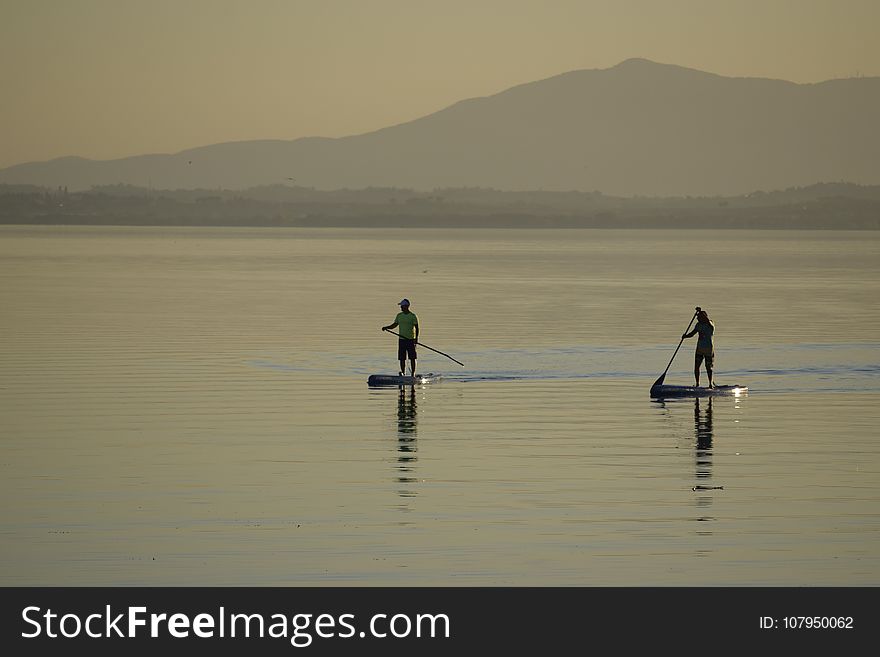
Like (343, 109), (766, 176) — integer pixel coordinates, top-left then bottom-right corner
(1, 0), (878, 168)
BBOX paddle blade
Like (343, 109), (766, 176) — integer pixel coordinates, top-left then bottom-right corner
(652, 373), (666, 388)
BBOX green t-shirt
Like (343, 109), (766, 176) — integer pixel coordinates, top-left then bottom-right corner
(394, 311), (419, 339)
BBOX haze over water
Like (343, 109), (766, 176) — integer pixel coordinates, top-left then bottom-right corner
(1, 226), (878, 585)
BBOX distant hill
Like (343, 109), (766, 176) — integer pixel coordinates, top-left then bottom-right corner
(2, 58), (879, 197)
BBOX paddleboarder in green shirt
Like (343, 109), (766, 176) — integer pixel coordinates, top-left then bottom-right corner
(683, 309), (715, 388)
(382, 298), (419, 377)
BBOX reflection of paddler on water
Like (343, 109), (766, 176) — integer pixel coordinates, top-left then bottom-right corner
(692, 397), (722, 492)
(396, 385), (418, 495)
(693, 396), (714, 481)
(650, 396), (722, 492)
(397, 385), (418, 437)
(694, 396), (713, 452)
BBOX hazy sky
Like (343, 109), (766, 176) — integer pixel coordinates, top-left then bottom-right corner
(1, 0), (878, 169)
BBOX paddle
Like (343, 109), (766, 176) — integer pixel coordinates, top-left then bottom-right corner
(652, 306), (701, 388)
(382, 328), (465, 367)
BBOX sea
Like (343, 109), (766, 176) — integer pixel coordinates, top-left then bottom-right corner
(1, 225), (878, 585)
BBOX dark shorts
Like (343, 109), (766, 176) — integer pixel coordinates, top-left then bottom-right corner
(398, 338), (417, 361)
(695, 347), (714, 368)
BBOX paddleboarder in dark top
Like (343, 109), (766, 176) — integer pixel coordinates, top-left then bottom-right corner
(683, 309), (715, 388)
(382, 298), (419, 377)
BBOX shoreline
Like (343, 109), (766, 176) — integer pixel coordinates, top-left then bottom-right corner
(2, 215), (877, 229)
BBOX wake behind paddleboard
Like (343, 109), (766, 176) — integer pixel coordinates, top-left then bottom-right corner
(368, 373), (442, 386)
(650, 384), (748, 398)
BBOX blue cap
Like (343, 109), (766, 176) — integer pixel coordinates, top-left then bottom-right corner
(399, 298), (410, 306)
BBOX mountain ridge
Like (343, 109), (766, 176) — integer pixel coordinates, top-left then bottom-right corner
(3, 59), (878, 196)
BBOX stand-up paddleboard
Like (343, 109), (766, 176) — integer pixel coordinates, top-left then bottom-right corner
(650, 384), (747, 398)
(368, 373), (442, 386)
(650, 307), (748, 399)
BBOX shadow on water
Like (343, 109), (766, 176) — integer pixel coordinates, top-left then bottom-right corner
(395, 385), (418, 502)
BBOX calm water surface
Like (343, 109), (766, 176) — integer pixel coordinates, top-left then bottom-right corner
(1, 226), (878, 585)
